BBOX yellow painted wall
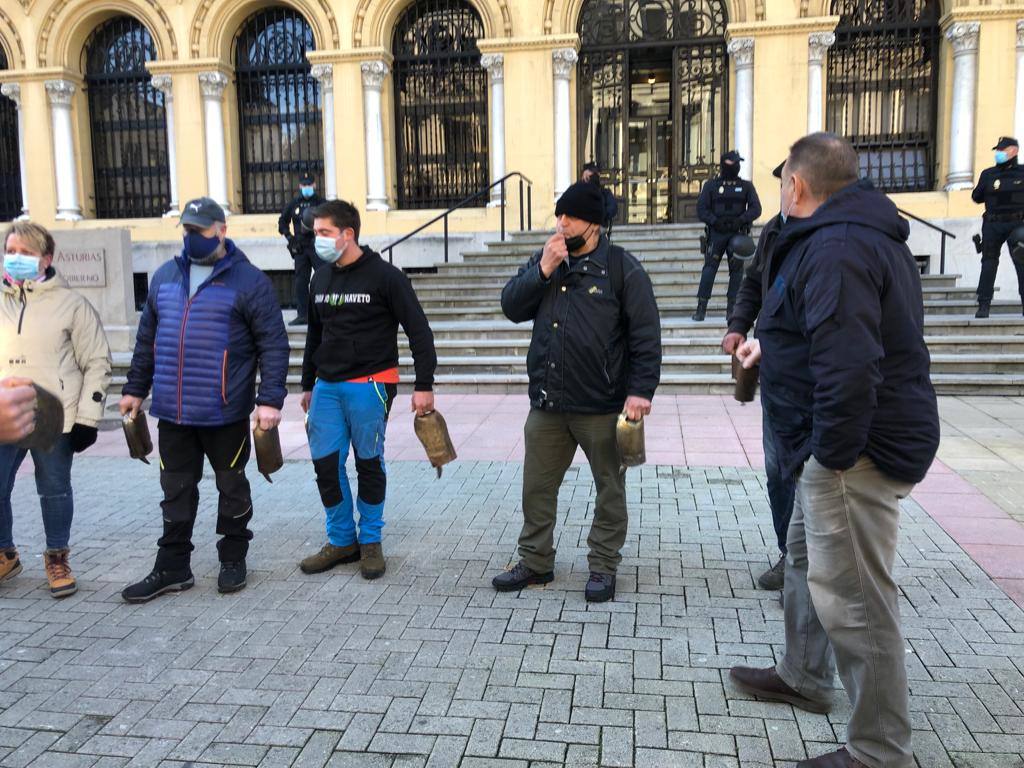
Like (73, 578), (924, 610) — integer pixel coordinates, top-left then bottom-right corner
(0, 0), (1017, 246)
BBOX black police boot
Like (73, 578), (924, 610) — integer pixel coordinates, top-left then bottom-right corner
(975, 301), (991, 319)
(692, 299), (708, 322)
(585, 572), (616, 603)
(492, 561), (554, 592)
(122, 568), (194, 603)
(218, 560), (247, 594)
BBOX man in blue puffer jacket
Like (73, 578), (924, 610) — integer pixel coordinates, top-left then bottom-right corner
(118, 197), (289, 602)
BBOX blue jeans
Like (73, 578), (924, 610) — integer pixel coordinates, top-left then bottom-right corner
(0, 436), (75, 551)
(761, 394), (796, 555)
(307, 380), (395, 546)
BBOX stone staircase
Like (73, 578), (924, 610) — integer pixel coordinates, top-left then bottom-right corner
(108, 224), (1024, 397)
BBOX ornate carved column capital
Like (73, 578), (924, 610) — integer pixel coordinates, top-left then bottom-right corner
(807, 32), (836, 65)
(0, 82), (21, 108)
(310, 63), (334, 90)
(149, 74), (173, 96)
(946, 22), (980, 57)
(727, 37), (755, 70)
(44, 79), (75, 107)
(552, 48), (578, 80)
(360, 60), (389, 90)
(198, 71), (228, 99)
(480, 53), (504, 83)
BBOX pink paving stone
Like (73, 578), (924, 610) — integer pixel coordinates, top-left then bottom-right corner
(994, 578), (1024, 607)
(936, 517), (1024, 547)
(683, 453), (753, 468)
(911, 492), (1010, 520)
(913, 471), (978, 495)
(960, 544), (1024, 579)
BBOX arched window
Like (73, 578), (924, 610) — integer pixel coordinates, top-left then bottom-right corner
(826, 0), (941, 192)
(577, 0), (729, 224)
(392, 0), (489, 209)
(235, 7), (322, 214)
(84, 16), (170, 219)
(0, 46), (22, 221)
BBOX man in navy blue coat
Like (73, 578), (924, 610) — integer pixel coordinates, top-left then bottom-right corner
(119, 197), (289, 602)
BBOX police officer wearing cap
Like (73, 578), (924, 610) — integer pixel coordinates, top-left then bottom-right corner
(278, 173), (325, 326)
(693, 150), (762, 322)
(972, 137), (1024, 318)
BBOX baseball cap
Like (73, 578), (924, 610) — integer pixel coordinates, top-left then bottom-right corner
(993, 137), (1019, 150)
(180, 197), (226, 228)
(722, 150), (744, 163)
(300, 172), (315, 185)
(772, 160), (786, 179)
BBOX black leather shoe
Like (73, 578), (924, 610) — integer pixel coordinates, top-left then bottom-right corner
(122, 569), (194, 603)
(976, 301), (991, 319)
(797, 747), (867, 767)
(218, 561), (247, 594)
(757, 555), (786, 590)
(729, 666), (832, 714)
(492, 561), (553, 592)
(585, 572), (616, 602)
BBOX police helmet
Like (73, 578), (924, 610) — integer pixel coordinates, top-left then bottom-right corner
(728, 234), (756, 261)
(1010, 225), (1024, 265)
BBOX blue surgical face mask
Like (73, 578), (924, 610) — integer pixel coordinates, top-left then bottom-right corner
(184, 230), (222, 266)
(300, 186), (315, 199)
(996, 151), (1010, 165)
(315, 235), (340, 263)
(3, 253), (42, 282)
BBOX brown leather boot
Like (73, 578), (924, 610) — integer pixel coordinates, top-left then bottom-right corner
(797, 748), (867, 767)
(0, 549), (21, 583)
(359, 542), (386, 580)
(299, 543), (360, 574)
(44, 548), (77, 598)
(729, 666), (832, 714)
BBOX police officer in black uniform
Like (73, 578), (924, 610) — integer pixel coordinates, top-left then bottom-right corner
(972, 137), (1024, 318)
(693, 150), (762, 322)
(278, 172), (325, 326)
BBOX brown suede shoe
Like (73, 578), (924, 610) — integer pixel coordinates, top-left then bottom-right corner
(729, 666), (832, 714)
(299, 543), (360, 574)
(360, 542), (386, 580)
(797, 748), (867, 767)
(43, 548), (77, 598)
(0, 549), (22, 583)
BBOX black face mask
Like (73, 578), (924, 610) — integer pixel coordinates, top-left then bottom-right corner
(564, 234), (588, 252)
(721, 163), (740, 179)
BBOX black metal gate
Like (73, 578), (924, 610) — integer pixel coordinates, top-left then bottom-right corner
(577, 0), (729, 224)
(826, 0), (940, 192)
(393, 0), (489, 210)
(0, 48), (21, 222)
(235, 7), (322, 214)
(84, 16), (170, 219)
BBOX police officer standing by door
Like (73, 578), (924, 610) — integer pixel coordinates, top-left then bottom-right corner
(278, 172), (325, 326)
(972, 137), (1024, 318)
(693, 150), (762, 322)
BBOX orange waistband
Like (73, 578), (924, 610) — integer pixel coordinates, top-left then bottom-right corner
(346, 368), (400, 384)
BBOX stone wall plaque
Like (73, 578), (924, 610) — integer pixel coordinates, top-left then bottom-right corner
(53, 247), (107, 288)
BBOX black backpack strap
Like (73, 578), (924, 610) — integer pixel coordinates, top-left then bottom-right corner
(607, 244), (626, 314)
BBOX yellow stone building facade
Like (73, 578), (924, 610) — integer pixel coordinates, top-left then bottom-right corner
(0, 0), (1018, 273)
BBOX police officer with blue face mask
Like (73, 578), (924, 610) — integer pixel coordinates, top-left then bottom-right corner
(278, 172), (325, 326)
(972, 137), (1024, 318)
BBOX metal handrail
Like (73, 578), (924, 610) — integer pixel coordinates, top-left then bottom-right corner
(382, 172), (534, 264)
(896, 206), (957, 275)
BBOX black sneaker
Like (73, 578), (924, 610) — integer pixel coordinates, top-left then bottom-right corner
(218, 561), (247, 594)
(757, 555), (786, 591)
(976, 302), (991, 319)
(122, 569), (194, 603)
(492, 561), (553, 592)
(585, 572), (616, 603)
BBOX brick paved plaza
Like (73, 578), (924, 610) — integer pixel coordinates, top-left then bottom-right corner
(1, 396), (1023, 767)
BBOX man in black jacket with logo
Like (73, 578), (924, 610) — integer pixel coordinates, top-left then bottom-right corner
(278, 172), (325, 326)
(728, 134), (939, 768)
(492, 182), (661, 603)
(693, 150), (762, 322)
(298, 200), (437, 581)
(972, 136), (1024, 317)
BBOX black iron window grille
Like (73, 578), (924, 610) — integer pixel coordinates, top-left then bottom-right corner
(392, 0), (489, 210)
(0, 47), (21, 222)
(235, 7), (323, 214)
(83, 16), (170, 219)
(577, 0), (729, 224)
(826, 0), (941, 192)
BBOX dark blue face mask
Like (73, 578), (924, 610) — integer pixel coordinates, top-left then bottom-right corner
(184, 231), (222, 265)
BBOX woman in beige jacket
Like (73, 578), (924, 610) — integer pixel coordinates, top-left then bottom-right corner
(0, 222), (111, 597)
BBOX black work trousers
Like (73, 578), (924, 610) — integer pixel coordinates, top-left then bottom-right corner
(697, 230), (744, 304)
(294, 247), (314, 322)
(155, 419), (253, 572)
(977, 219), (1024, 304)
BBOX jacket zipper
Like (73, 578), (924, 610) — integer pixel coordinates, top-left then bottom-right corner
(16, 285), (26, 335)
(177, 296), (194, 422)
(221, 350), (229, 404)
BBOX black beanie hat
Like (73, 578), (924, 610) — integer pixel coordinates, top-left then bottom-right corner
(555, 182), (605, 226)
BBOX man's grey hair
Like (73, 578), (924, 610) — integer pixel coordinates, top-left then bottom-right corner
(786, 132), (860, 199)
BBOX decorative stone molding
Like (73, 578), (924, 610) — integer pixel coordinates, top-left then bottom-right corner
(149, 74), (172, 95)
(198, 71), (228, 99)
(1017, 20), (1024, 50)
(727, 37), (755, 69)
(945, 22), (980, 56)
(44, 78), (75, 106)
(310, 63), (333, 90)
(0, 82), (20, 107)
(552, 47), (578, 79)
(480, 53), (504, 84)
(360, 60), (389, 90)
(807, 31), (836, 64)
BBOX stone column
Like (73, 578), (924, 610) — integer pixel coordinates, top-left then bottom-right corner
(480, 53), (506, 206)
(552, 48), (578, 198)
(311, 64), (337, 199)
(149, 75), (180, 217)
(0, 83), (29, 219)
(361, 60), (390, 211)
(198, 71), (231, 211)
(944, 22), (981, 191)
(728, 38), (755, 180)
(45, 79), (82, 221)
(807, 32), (836, 134)
(1016, 21), (1024, 139)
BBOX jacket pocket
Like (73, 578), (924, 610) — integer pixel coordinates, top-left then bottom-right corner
(221, 350), (228, 404)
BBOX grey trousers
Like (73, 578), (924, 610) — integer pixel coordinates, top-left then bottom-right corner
(776, 456), (915, 768)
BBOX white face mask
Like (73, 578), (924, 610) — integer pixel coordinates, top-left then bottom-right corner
(780, 178), (796, 224)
